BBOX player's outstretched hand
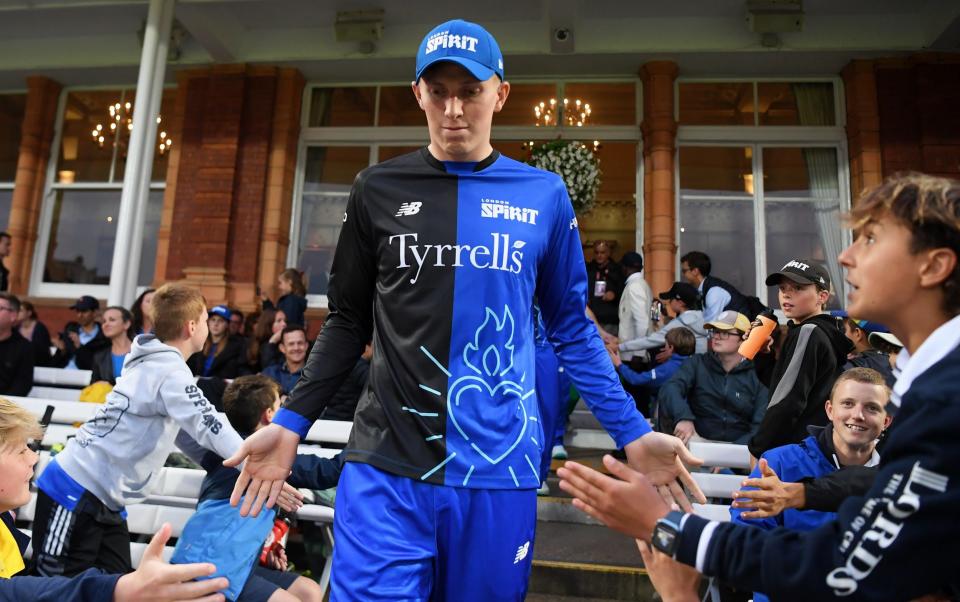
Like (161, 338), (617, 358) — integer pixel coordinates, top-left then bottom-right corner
(557, 455), (667, 541)
(624, 432), (706, 512)
(113, 523), (227, 602)
(224, 423), (300, 517)
(730, 458), (805, 519)
(636, 539), (702, 602)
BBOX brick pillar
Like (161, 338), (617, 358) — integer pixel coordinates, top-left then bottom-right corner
(258, 68), (304, 300)
(158, 65), (303, 311)
(842, 60), (883, 205)
(640, 61), (678, 296)
(6, 77), (61, 294)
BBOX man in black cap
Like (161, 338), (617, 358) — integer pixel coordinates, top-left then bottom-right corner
(619, 281), (708, 356)
(55, 295), (109, 370)
(747, 258), (852, 460)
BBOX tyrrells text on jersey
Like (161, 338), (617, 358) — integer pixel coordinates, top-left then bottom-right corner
(389, 232), (526, 284)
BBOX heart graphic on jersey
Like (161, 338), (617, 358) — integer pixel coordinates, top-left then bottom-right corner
(448, 375), (528, 465)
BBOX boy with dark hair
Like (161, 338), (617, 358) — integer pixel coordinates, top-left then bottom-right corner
(0, 397), (229, 600)
(747, 259), (852, 458)
(0, 293), (33, 396)
(32, 284), (302, 577)
(560, 172), (960, 601)
(174, 375), (336, 601)
(680, 250), (753, 322)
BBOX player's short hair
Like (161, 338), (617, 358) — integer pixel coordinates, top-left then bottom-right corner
(0, 293), (20, 313)
(850, 173), (960, 315)
(0, 397), (43, 451)
(223, 375), (281, 435)
(665, 327), (696, 356)
(830, 367), (890, 404)
(280, 324), (307, 346)
(151, 284), (206, 343)
(680, 251), (711, 277)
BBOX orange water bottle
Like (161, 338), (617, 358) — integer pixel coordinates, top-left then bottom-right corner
(738, 311), (777, 360)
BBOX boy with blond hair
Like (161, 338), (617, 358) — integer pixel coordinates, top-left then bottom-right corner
(0, 397), (229, 599)
(32, 283), (300, 577)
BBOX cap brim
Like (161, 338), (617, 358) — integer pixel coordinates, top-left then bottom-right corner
(705, 322), (739, 331)
(765, 271), (815, 286)
(416, 56), (497, 82)
(869, 331), (903, 348)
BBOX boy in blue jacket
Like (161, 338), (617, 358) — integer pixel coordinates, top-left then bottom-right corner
(174, 375), (339, 601)
(610, 327), (695, 395)
(730, 367), (891, 602)
(0, 397), (228, 601)
(559, 172), (960, 601)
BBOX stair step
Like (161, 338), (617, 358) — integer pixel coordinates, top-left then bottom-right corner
(529, 560), (654, 601)
(566, 428), (616, 451)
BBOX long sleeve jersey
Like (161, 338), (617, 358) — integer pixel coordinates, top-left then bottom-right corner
(273, 148), (650, 489)
(674, 318), (960, 601)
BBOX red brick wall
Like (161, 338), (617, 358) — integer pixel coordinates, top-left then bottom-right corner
(876, 58), (960, 180)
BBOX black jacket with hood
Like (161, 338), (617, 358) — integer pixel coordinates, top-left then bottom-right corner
(748, 313), (852, 458)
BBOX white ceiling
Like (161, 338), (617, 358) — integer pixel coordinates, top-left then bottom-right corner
(0, 0), (958, 89)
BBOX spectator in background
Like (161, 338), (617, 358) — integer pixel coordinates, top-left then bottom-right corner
(0, 292), (33, 396)
(90, 306), (134, 386)
(228, 308), (245, 338)
(868, 330), (903, 377)
(262, 268), (307, 329)
(586, 240), (625, 335)
(246, 308), (281, 372)
(188, 305), (248, 379)
(130, 288), (155, 336)
(0, 231), (11, 292)
(54, 295), (108, 370)
(730, 368), (891, 602)
(658, 310), (767, 445)
(320, 342), (372, 422)
(610, 327), (695, 412)
(619, 282), (708, 356)
(261, 325), (308, 395)
(617, 251), (653, 368)
(680, 250), (751, 323)
(748, 259), (852, 459)
(836, 312), (896, 387)
(17, 300), (52, 367)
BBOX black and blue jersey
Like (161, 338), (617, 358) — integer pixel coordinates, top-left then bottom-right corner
(273, 147), (649, 489)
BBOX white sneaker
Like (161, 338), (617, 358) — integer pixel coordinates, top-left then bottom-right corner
(537, 482), (550, 496)
(551, 445), (568, 460)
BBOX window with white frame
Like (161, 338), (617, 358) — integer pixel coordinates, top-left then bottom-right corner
(31, 88), (174, 297)
(0, 93), (26, 229)
(291, 80), (642, 307)
(675, 79), (849, 310)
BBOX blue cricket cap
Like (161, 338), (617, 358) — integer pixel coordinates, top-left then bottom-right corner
(209, 305), (232, 321)
(415, 19), (504, 83)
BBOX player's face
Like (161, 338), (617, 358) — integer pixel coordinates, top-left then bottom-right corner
(0, 439), (39, 511)
(413, 62), (510, 162)
(827, 380), (890, 451)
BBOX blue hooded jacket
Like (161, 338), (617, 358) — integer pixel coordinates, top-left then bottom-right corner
(616, 353), (689, 395)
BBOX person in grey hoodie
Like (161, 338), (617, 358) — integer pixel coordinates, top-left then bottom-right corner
(618, 282), (708, 356)
(31, 284), (302, 578)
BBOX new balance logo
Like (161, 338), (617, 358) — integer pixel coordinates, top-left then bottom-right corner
(396, 202), (422, 217)
(569, 216), (579, 230)
(514, 541), (530, 564)
(480, 199), (538, 224)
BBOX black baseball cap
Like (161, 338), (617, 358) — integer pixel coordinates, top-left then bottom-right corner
(659, 282), (699, 308)
(620, 251), (644, 271)
(69, 295), (100, 311)
(765, 258), (831, 290)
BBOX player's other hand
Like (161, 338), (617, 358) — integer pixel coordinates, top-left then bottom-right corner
(624, 432), (705, 512)
(224, 423), (300, 517)
(113, 523), (227, 602)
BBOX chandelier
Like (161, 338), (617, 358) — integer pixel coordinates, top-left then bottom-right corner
(91, 99), (172, 156)
(533, 97), (592, 127)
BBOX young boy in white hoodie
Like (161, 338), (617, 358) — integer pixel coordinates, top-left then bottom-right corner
(31, 284), (300, 577)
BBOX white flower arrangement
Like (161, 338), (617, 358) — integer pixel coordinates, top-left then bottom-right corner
(527, 140), (602, 214)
